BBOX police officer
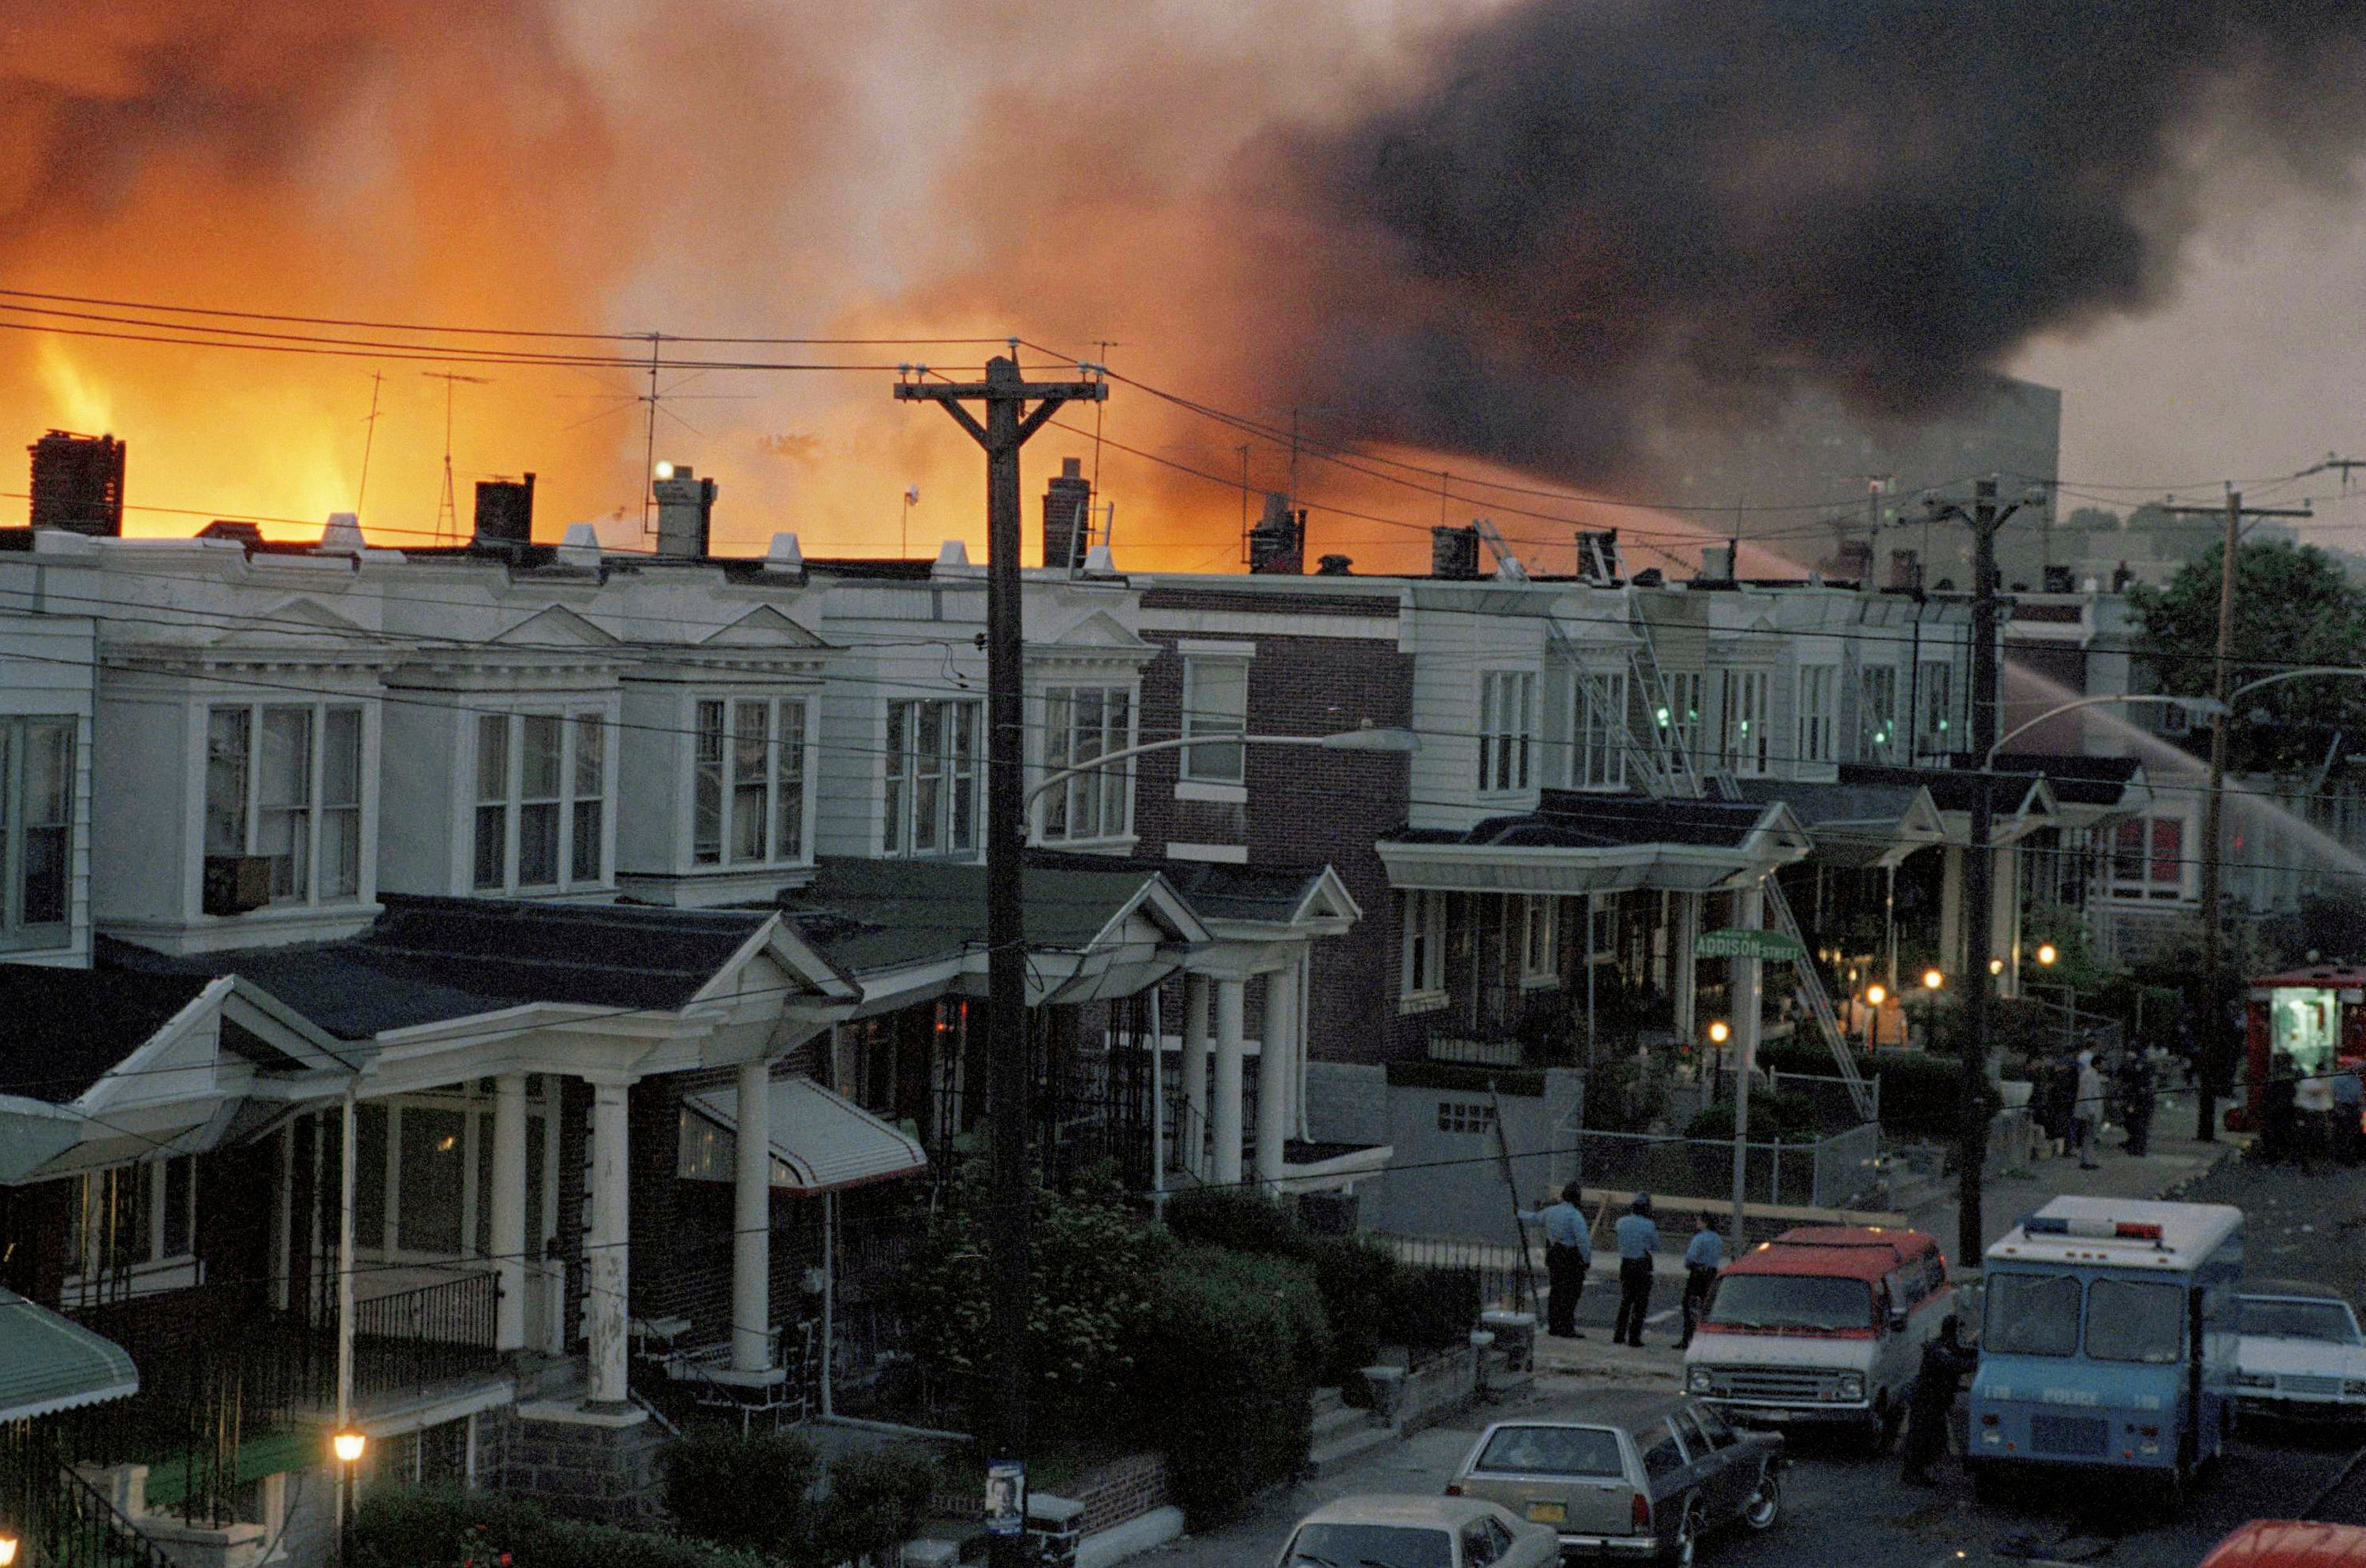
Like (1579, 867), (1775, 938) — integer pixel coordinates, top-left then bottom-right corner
(1899, 1315), (1977, 1484)
(1677, 1211), (1723, 1349)
(1517, 1182), (1592, 1338)
(1612, 1193), (1659, 1348)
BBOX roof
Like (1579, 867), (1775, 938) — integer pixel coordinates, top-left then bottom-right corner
(1379, 793), (1808, 896)
(0, 1288), (139, 1421)
(1027, 851), (1357, 928)
(1294, 1495), (1507, 1531)
(781, 857), (1200, 974)
(2243, 1280), (2351, 1304)
(1982, 752), (2144, 810)
(1987, 1196), (2244, 1269)
(0, 966), (216, 1103)
(2252, 965), (2366, 991)
(1480, 1391), (1689, 1439)
(2200, 1521), (2366, 1568)
(685, 1075), (927, 1194)
(1388, 792), (1781, 852)
(1727, 1227), (1936, 1282)
(1732, 780), (1942, 867)
(1838, 763), (2050, 818)
(105, 896), (784, 1039)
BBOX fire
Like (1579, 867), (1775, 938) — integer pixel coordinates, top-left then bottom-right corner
(33, 338), (111, 435)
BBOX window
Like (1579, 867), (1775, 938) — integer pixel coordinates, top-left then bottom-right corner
(1591, 894), (1617, 960)
(1861, 665), (1898, 760)
(1797, 663), (1838, 765)
(1983, 1271), (2082, 1357)
(1181, 653), (1249, 785)
(1475, 1425), (1625, 1477)
(1401, 890), (1445, 1000)
(1640, 1434), (1685, 1481)
(1719, 669), (1769, 775)
(475, 709), (610, 890)
(1694, 1405), (1739, 1450)
(1438, 1100), (1497, 1135)
(1663, 671), (1705, 764)
(65, 1157), (196, 1289)
(1575, 670), (1627, 790)
(1704, 1274), (1874, 1331)
(1042, 685), (1133, 842)
(351, 1085), (554, 1260)
(2086, 1278), (2185, 1364)
(2112, 816), (2185, 900)
(1461, 1521), (1503, 1567)
(1521, 896), (1558, 981)
(1479, 670), (1535, 793)
(1916, 661), (1954, 758)
(0, 717), (73, 947)
(1282, 1525), (1451, 1568)
(206, 703), (365, 904)
(885, 700), (982, 856)
(691, 698), (808, 868)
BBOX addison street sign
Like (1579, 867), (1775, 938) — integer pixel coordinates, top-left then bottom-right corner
(1695, 928), (1806, 961)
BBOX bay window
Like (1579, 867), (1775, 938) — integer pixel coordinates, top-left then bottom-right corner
(1042, 685), (1133, 842)
(2112, 816), (2187, 900)
(1916, 662), (1954, 758)
(206, 703), (364, 904)
(1719, 670), (1770, 776)
(692, 697), (808, 868)
(1862, 665), (1898, 760)
(474, 709), (608, 892)
(1521, 895), (1558, 984)
(884, 699), (981, 857)
(1479, 670), (1536, 794)
(0, 716), (73, 948)
(1574, 670), (1627, 790)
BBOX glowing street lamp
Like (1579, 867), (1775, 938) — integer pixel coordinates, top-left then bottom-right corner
(1916, 969), (1944, 1049)
(334, 1429), (366, 1566)
(1922, 969), (1944, 991)
(1862, 983), (1887, 1051)
(1707, 1019), (1732, 1099)
(0, 1529), (21, 1566)
(333, 1430), (366, 1465)
(2036, 943), (2058, 967)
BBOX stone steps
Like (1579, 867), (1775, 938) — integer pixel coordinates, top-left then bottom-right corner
(1307, 1386), (1396, 1475)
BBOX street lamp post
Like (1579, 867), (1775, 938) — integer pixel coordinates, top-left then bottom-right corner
(1863, 984), (1887, 1053)
(1983, 693), (2229, 766)
(1919, 969), (1944, 1051)
(1023, 725), (1420, 813)
(333, 1430), (366, 1566)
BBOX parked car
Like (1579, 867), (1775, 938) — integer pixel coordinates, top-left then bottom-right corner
(2197, 1520), (2366, 1568)
(2236, 1282), (2366, 1422)
(1683, 1225), (1953, 1449)
(1276, 1495), (1559, 1567)
(1446, 1394), (1784, 1566)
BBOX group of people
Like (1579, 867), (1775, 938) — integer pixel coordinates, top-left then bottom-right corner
(2256, 1053), (2364, 1168)
(2032, 1044), (2160, 1167)
(1517, 1187), (1727, 1350)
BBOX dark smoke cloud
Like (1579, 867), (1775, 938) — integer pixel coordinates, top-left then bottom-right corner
(1267, 0), (2366, 483)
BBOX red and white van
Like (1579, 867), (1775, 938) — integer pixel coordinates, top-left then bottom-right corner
(1682, 1226), (1955, 1447)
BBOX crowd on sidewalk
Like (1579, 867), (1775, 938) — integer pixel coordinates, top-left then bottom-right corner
(1516, 1187), (1728, 1351)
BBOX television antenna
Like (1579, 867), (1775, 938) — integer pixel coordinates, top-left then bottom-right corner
(422, 371), (493, 543)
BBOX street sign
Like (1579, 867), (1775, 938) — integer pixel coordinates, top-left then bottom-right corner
(1696, 928), (1805, 961)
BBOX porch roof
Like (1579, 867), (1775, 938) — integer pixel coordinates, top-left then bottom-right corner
(0, 1286), (138, 1421)
(1377, 793), (1809, 894)
(1731, 780), (1945, 868)
(0, 966), (218, 1102)
(1835, 763), (2058, 845)
(780, 856), (1209, 974)
(1972, 752), (2150, 829)
(1028, 852), (1362, 931)
(685, 1074), (927, 1194)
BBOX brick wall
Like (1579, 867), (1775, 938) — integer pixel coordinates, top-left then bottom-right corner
(1134, 629), (1416, 1066)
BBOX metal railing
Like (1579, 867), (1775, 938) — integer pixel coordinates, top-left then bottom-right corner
(1375, 1235), (1538, 1316)
(352, 1271), (503, 1399)
(1427, 1036), (1525, 1068)
(0, 1424), (177, 1568)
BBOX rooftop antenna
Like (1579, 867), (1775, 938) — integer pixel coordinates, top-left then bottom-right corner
(422, 370), (492, 543)
(355, 370), (386, 521)
(640, 334), (665, 537)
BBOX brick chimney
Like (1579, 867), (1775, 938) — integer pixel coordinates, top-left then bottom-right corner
(1431, 525), (1480, 580)
(472, 474), (536, 552)
(1698, 543), (1735, 582)
(1043, 457), (1092, 571)
(1248, 492), (1304, 574)
(654, 467), (717, 559)
(28, 430), (125, 536)
(1888, 549), (1923, 593)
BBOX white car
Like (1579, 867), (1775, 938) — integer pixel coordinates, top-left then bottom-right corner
(1276, 1494), (1560, 1568)
(2235, 1284), (2366, 1421)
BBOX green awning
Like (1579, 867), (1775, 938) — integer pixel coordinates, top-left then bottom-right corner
(0, 1287), (137, 1421)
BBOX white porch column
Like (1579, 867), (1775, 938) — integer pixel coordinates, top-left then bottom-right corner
(1256, 967), (1295, 1193)
(1670, 891), (1700, 1044)
(1991, 844), (2022, 1000)
(1211, 979), (1247, 1188)
(491, 1073), (528, 1353)
(1181, 975), (1211, 1180)
(732, 1058), (773, 1374)
(1939, 846), (1965, 976)
(587, 1080), (631, 1407)
(1728, 883), (1765, 1253)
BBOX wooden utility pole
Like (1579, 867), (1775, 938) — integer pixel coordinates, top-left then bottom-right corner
(896, 353), (1104, 1568)
(2160, 487), (2312, 1140)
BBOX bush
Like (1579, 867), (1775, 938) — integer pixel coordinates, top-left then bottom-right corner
(1162, 1187), (1308, 1260)
(1386, 1264), (1480, 1353)
(807, 1447), (939, 1568)
(661, 1430), (817, 1555)
(1307, 1234), (1398, 1379)
(1756, 1041), (1983, 1140)
(1129, 1244), (1327, 1526)
(351, 1487), (764, 1568)
(1683, 1088), (1822, 1145)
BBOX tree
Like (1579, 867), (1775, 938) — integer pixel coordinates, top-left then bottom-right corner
(2129, 537), (2366, 775)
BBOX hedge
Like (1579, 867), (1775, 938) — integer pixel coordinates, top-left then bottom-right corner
(351, 1488), (767, 1568)
(1757, 1040), (1984, 1139)
(661, 1432), (817, 1556)
(1383, 1059), (1547, 1097)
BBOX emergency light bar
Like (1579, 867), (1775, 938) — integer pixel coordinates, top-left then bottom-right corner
(2022, 1215), (2164, 1241)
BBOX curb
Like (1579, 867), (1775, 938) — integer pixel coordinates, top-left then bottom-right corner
(2153, 1139), (2245, 1202)
(1076, 1506), (1187, 1568)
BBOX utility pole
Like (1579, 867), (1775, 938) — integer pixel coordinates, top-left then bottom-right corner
(1925, 478), (2033, 1269)
(2160, 487), (2312, 1140)
(897, 352), (1104, 1568)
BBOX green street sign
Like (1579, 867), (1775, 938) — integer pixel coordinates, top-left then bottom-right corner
(1696, 928), (1806, 961)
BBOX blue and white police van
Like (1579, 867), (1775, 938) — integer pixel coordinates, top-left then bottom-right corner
(1969, 1197), (2243, 1501)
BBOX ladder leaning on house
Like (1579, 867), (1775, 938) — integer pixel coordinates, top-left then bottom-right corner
(1471, 520), (1877, 1123)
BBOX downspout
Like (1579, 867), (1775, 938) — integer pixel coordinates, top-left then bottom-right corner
(338, 1088), (356, 1425)
(819, 1189), (835, 1420)
(1297, 953), (1312, 1144)
(1149, 983), (1166, 1222)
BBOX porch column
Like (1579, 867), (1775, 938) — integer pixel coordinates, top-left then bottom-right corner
(732, 1058), (774, 1375)
(1991, 844), (2022, 1000)
(1256, 965), (1296, 1193)
(491, 1073), (528, 1353)
(1670, 891), (1699, 1046)
(1939, 846), (1965, 977)
(587, 1080), (631, 1407)
(1211, 979), (1247, 1188)
(1728, 883), (1765, 1254)
(1181, 974), (1211, 1180)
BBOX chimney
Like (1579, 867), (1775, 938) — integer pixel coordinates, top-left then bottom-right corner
(1888, 549), (1923, 593)
(653, 467), (717, 559)
(1575, 528), (1625, 584)
(1834, 539), (1872, 584)
(1431, 524), (1481, 580)
(2043, 565), (2075, 594)
(1042, 457), (1092, 572)
(1699, 544), (1735, 582)
(472, 473), (536, 553)
(28, 430), (125, 536)
(1248, 493), (1304, 574)
(1315, 553), (1353, 576)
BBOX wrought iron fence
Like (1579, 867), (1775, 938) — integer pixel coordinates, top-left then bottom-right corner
(0, 1422), (179, 1568)
(1374, 1235), (1540, 1316)
(352, 1272), (503, 1399)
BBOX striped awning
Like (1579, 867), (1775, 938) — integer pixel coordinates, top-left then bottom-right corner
(0, 1287), (137, 1421)
(685, 1075), (927, 1195)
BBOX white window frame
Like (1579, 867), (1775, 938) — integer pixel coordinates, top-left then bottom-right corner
(63, 1155), (199, 1304)
(473, 707), (610, 894)
(1181, 650), (1251, 787)
(2110, 814), (2189, 902)
(1437, 1100), (1498, 1136)
(352, 1083), (558, 1263)
(0, 715), (74, 950)
(1574, 670), (1628, 791)
(1039, 684), (1136, 845)
(1797, 663), (1838, 766)
(205, 700), (366, 906)
(1663, 672), (1705, 767)
(1860, 665), (1898, 760)
(1719, 670), (1770, 776)
(1401, 888), (1447, 1011)
(691, 696), (809, 870)
(1478, 670), (1536, 795)
(884, 699), (982, 857)
(1520, 895), (1559, 987)
(1916, 661), (1955, 758)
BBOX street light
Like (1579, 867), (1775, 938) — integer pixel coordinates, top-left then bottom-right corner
(0, 1529), (20, 1566)
(1918, 969), (1944, 1051)
(1024, 725), (1420, 811)
(2036, 943), (2058, 968)
(1983, 693), (2228, 766)
(334, 1430), (366, 1566)
(1864, 984), (1886, 1051)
